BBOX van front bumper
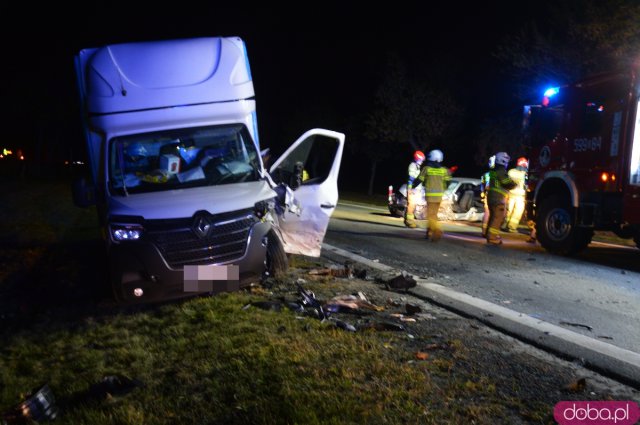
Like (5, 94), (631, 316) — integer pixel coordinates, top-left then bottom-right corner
(107, 221), (271, 303)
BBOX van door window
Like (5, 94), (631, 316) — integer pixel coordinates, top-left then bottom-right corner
(270, 135), (339, 189)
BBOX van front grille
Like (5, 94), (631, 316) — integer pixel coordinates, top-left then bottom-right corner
(144, 209), (258, 268)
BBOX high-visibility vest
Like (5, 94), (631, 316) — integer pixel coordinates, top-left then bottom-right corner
(419, 165), (450, 202)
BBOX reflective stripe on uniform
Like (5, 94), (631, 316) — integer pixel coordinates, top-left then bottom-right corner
(425, 167), (448, 197)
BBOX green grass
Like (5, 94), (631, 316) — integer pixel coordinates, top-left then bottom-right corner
(2, 295), (461, 424)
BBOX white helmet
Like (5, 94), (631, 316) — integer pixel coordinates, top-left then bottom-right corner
(428, 149), (443, 163)
(494, 152), (510, 167)
(488, 155), (496, 168)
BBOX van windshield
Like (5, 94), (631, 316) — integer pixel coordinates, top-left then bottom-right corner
(109, 124), (261, 195)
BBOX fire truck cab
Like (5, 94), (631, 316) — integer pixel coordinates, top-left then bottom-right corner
(523, 69), (640, 254)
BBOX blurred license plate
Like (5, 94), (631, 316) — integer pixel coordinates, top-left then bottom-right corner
(183, 265), (239, 292)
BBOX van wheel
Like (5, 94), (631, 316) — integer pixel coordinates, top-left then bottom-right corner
(264, 231), (288, 280)
(536, 195), (593, 255)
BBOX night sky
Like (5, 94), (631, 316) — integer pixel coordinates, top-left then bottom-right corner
(1, 2), (543, 189)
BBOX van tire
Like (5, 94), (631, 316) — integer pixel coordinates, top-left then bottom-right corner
(536, 195), (592, 255)
(265, 231), (288, 279)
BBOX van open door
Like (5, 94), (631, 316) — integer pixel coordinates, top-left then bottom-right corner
(269, 128), (345, 257)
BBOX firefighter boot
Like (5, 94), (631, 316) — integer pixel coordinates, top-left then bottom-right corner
(404, 213), (417, 228)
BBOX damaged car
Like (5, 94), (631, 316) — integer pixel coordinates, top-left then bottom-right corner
(387, 177), (484, 222)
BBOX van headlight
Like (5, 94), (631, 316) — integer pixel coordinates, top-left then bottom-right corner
(110, 224), (144, 241)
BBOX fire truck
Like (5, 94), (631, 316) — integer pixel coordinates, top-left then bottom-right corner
(523, 68), (640, 255)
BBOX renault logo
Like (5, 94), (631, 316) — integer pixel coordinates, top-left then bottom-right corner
(193, 216), (211, 238)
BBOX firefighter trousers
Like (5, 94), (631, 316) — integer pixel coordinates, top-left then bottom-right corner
(426, 200), (442, 241)
(481, 197), (489, 237)
(404, 189), (418, 228)
(505, 195), (525, 232)
(487, 202), (506, 243)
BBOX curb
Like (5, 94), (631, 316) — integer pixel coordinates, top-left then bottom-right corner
(321, 242), (640, 390)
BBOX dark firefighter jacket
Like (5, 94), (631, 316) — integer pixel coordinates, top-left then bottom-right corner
(487, 167), (516, 206)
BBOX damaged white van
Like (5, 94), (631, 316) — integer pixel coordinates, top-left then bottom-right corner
(72, 36), (344, 303)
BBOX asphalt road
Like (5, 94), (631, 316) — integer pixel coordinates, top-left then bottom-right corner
(323, 200), (640, 387)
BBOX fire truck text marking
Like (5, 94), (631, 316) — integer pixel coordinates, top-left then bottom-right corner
(573, 137), (602, 152)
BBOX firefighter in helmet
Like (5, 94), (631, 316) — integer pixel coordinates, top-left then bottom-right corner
(486, 152), (516, 245)
(480, 155), (495, 237)
(416, 149), (450, 241)
(503, 157), (528, 232)
(404, 150), (426, 228)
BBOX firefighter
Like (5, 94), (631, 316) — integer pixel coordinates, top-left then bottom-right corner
(416, 149), (450, 242)
(486, 152), (516, 245)
(480, 155), (495, 237)
(503, 157), (528, 232)
(404, 150), (426, 228)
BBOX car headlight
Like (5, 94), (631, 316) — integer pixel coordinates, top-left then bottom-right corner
(110, 224), (144, 241)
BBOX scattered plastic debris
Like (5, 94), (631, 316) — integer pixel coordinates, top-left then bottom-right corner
(324, 294), (384, 313)
(297, 283), (327, 320)
(405, 303), (422, 315)
(308, 267), (352, 278)
(334, 320), (357, 332)
(2, 384), (58, 423)
(563, 377), (587, 393)
(89, 375), (144, 399)
(415, 351), (429, 360)
(384, 272), (417, 291)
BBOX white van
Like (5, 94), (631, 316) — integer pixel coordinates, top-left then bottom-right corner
(72, 37), (344, 302)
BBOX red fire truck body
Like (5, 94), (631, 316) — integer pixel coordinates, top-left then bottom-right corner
(523, 69), (640, 254)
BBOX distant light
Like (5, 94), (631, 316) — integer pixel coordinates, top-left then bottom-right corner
(2, 148), (12, 156)
(19, 155), (24, 160)
(544, 87), (559, 97)
(600, 172), (609, 182)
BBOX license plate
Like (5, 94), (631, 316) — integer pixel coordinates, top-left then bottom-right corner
(183, 265), (239, 292)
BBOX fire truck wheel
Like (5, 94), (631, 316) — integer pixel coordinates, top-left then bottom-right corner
(264, 231), (288, 280)
(536, 195), (593, 255)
